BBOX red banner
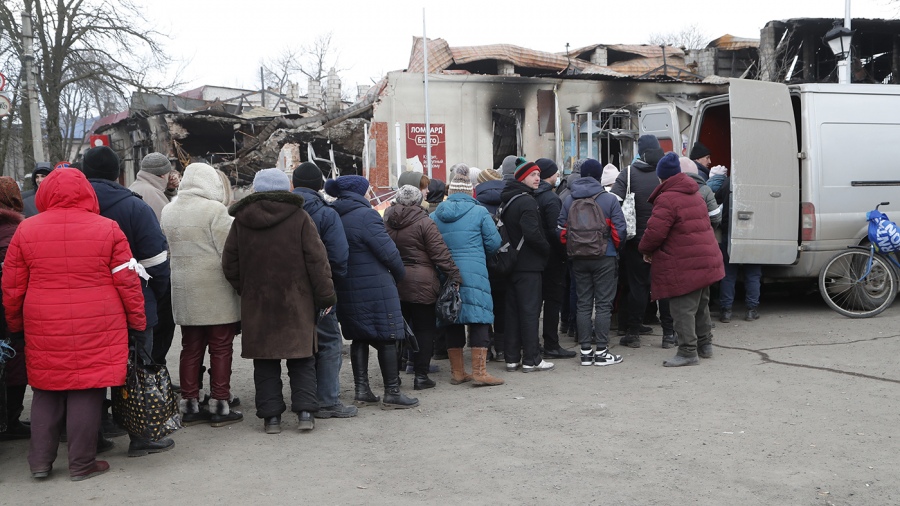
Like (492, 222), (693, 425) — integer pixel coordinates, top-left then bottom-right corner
(406, 123), (446, 181)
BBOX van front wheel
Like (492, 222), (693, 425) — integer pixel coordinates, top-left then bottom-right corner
(819, 249), (897, 318)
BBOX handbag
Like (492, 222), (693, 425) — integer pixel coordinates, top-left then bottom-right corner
(435, 280), (461, 324)
(403, 318), (419, 353)
(622, 166), (637, 240)
(112, 354), (181, 441)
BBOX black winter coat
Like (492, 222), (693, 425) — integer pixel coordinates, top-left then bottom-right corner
(610, 160), (660, 241)
(331, 191), (406, 341)
(475, 179), (503, 216)
(534, 181), (565, 260)
(89, 178), (170, 328)
(500, 180), (549, 272)
(292, 187), (349, 279)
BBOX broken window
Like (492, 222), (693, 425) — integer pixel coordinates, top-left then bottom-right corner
(492, 109), (523, 170)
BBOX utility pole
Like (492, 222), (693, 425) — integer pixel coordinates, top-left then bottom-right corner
(423, 8), (432, 179)
(260, 66), (266, 108)
(22, 7), (45, 163)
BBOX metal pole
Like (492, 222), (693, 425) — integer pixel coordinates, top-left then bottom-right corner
(839, 0), (852, 84)
(260, 66), (266, 108)
(363, 123), (370, 180)
(423, 9), (432, 178)
(21, 10), (44, 163)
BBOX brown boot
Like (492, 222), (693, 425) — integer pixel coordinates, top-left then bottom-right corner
(447, 348), (472, 385)
(471, 348), (504, 387)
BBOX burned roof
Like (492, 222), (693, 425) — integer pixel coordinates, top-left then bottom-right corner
(567, 43), (685, 60)
(706, 34), (759, 50)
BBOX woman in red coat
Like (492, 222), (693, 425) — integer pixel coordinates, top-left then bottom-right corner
(2, 169), (146, 481)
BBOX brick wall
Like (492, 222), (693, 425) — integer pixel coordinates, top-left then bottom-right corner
(370, 121), (389, 188)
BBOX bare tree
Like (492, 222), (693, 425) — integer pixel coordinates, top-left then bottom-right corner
(648, 24), (710, 50)
(260, 32), (346, 92)
(0, 0), (172, 163)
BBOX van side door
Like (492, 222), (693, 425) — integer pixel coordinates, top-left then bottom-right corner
(728, 79), (800, 264)
(638, 103), (680, 153)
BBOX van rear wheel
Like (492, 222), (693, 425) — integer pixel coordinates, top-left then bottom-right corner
(819, 249), (897, 318)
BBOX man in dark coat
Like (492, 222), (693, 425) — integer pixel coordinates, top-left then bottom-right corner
(22, 162), (53, 218)
(290, 162), (356, 420)
(689, 141), (712, 181)
(638, 153), (724, 367)
(534, 158), (575, 359)
(501, 161), (553, 372)
(610, 135), (671, 348)
(82, 145), (174, 455)
(223, 168), (337, 433)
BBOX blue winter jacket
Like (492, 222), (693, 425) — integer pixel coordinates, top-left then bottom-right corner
(474, 179), (504, 216)
(330, 191), (405, 341)
(292, 187), (349, 278)
(432, 193), (502, 324)
(89, 178), (170, 328)
(558, 176), (627, 258)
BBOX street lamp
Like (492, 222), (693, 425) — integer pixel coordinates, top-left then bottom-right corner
(823, 20), (854, 84)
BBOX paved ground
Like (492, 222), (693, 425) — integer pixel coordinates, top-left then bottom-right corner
(1, 287), (899, 505)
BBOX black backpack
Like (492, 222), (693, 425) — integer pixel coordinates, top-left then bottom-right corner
(566, 192), (609, 258)
(487, 193), (527, 276)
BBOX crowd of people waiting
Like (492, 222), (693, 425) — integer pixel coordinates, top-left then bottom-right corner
(0, 133), (761, 481)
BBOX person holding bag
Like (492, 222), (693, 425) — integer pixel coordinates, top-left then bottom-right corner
(2, 169), (147, 481)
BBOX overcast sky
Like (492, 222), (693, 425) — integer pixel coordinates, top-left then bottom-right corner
(146, 0), (898, 94)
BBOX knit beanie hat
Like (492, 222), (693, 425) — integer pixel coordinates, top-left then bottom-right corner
(0, 176), (23, 212)
(253, 168), (290, 192)
(643, 148), (665, 168)
(468, 167), (482, 186)
(679, 156), (698, 175)
(395, 184), (423, 206)
(140, 152), (172, 176)
(656, 152), (682, 180)
(426, 179), (446, 203)
(448, 164), (473, 195)
(514, 161), (540, 182)
(54, 161), (71, 171)
(324, 175), (370, 198)
(535, 158), (559, 180)
(637, 135), (661, 157)
(689, 141), (711, 160)
(33, 162), (53, 176)
(477, 168), (501, 184)
(600, 164), (619, 187)
(82, 146), (121, 181)
(501, 155), (525, 180)
(571, 158), (588, 175)
(580, 159), (603, 180)
(292, 161), (323, 191)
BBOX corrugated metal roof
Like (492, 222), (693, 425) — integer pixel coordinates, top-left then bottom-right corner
(407, 37), (454, 73)
(566, 43), (684, 59)
(606, 56), (695, 77)
(706, 34), (759, 50)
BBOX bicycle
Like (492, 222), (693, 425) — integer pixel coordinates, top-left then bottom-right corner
(818, 202), (900, 318)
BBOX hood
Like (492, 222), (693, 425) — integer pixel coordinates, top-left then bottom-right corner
(330, 190), (373, 217)
(385, 203), (428, 229)
(500, 180), (534, 203)
(36, 168), (100, 214)
(475, 180), (503, 206)
(534, 180), (554, 197)
(685, 172), (708, 187)
(569, 176), (606, 199)
(177, 163), (224, 202)
(32, 162), (53, 188)
(292, 187), (326, 216)
(134, 170), (169, 193)
(426, 179), (446, 204)
(88, 178), (137, 211)
(631, 160), (656, 173)
(433, 193), (477, 223)
(228, 191), (305, 230)
(649, 173), (698, 203)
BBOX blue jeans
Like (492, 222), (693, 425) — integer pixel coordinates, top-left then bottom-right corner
(572, 256), (618, 350)
(719, 245), (762, 309)
(314, 312), (343, 407)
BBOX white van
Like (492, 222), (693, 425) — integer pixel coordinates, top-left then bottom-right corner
(684, 80), (900, 280)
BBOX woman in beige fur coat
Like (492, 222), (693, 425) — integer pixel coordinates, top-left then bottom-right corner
(160, 163), (243, 427)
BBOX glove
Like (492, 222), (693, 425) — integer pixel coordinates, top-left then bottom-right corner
(559, 228), (568, 245)
(128, 328), (154, 366)
(710, 165), (728, 177)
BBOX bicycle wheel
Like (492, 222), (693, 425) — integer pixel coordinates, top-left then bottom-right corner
(819, 249), (898, 318)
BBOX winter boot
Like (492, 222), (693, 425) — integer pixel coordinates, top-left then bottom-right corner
(377, 343), (419, 410)
(179, 398), (212, 426)
(447, 348), (473, 385)
(209, 398), (243, 427)
(351, 341), (380, 406)
(492, 333), (505, 362)
(471, 348), (504, 387)
(414, 374), (436, 390)
(127, 435), (175, 457)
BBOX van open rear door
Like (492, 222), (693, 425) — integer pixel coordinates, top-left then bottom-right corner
(638, 103), (680, 153)
(728, 79), (799, 264)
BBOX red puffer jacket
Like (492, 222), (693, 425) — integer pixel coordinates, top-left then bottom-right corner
(2, 169), (146, 391)
(638, 173), (724, 300)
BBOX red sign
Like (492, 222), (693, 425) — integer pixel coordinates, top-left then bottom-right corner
(89, 135), (109, 147)
(406, 123), (446, 181)
(0, 72), (6, 91)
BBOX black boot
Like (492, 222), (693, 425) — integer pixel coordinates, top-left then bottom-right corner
(351, 341), (380, 406)
(413, 374), (436, 390)
(127, 434), (175, 457)
(377, 343), (419, 409)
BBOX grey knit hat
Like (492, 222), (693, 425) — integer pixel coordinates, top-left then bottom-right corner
(448, 164), (473, 195)
(253, 168), (290, 192)
(500, 155), (521, 180)
(140, 152), (172, 176)
(395, 184), (423, 206)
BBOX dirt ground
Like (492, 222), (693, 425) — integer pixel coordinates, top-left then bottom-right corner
(1, 288), (899, 505)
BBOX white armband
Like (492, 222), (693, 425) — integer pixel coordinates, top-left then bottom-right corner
(112, 258), (151, 282)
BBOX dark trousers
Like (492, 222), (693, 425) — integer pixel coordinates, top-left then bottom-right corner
(180, 324), (236, 401)
(401, 301), (436, 376)
(489, 277), (507, 352)
(446, 323), (490, 348)
(659, 299), (674, 334)
(253, 357), (318, 418)
(29, 387), (104, 476)
(541, 259), (565, 350)
(314, 311), (343, 407)
(152, 288), (177, 365)
(559, 261), (575, 329)
(622, 240), (652, 333)
(572, 256), (618, 349)
(504, 271), (543, 366)
(670, 286), (714, 357)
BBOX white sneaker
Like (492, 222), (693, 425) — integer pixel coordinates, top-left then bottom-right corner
(593, 348), (623, 366)
(522, 360), (555, 373)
